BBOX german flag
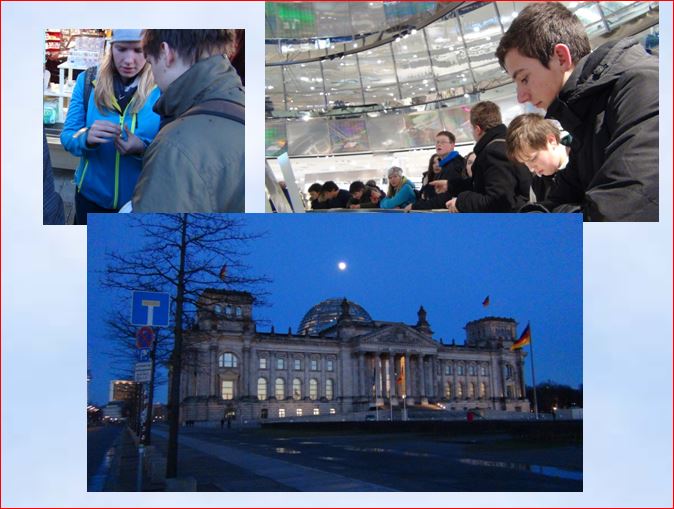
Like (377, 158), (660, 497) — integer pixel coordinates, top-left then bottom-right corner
(482, 296), (490, 307)
(511, 323), (531, 351)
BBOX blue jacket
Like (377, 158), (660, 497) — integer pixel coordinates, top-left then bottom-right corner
(380, 178), (416, 209)
(60, 71), (161, 210)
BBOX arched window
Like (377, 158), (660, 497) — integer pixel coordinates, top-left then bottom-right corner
(275, 378), (285, 400)
(445, 382), (452, 398)
(457, 382), (464, 398)
(468, 364), (476, 376)
(325, 379), (334, 400)
(235, 306), (242, 317)
(468, 382), (475, 398)
(480, 365), (488, 376)
(219, 352), (237, 368)
(257, 378), (268, 400)
(457, 364), (465, 376)
(225, 305), (233, 316)
(214, 304), (221, 314)
(506, 364), (513, 379)
(292, 378), (302, 400)
(480, 382), (487, 398)
(309, 378), (318, 400)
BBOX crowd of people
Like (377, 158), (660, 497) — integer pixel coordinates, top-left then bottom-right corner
(48, 29), (245, 225)
(305, 2), (659, 221)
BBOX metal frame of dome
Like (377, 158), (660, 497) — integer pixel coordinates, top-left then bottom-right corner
(298, 298), (373, 336)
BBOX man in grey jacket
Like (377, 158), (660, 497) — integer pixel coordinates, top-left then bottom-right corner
(133, 30), (245, 212)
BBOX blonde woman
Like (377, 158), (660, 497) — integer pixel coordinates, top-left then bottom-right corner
(61, 29), (160, 224)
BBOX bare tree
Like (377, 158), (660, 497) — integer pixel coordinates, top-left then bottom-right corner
(101, 214), (269, 479)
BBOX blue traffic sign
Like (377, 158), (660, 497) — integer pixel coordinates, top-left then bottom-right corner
(131, 291), (170, 327)
(137, 348), (151, 362)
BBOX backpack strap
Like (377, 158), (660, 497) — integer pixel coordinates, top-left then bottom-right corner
(180, 99), (245, 125)
(82, 66), (97, 119)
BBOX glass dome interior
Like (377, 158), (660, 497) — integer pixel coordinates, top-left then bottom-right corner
(298, 298), (374, 335)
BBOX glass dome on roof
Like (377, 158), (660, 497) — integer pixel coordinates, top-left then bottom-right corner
(298, 298), (373, 335)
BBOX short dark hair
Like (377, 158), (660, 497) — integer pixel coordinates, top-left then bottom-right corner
(436, 131), (456, 144)
(495, 3), (591, 69)
(308, 183), (323, 194)
(349, 181), (365, 194)
(322, 181), (339, 193)
(470, 101), (502, 131)
(142, 29), (237, 64)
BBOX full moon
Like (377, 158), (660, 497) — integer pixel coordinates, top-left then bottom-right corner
(338, 261), (347, 271)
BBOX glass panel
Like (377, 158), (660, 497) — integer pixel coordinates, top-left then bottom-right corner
(496, 2), (532, 32)
(314, 2), (351, 38)
(322, 54), (362, 107)
(287, 118), (331, 156)
(350, 2), (387, 36)
(359, 45), (398, 90)
(366, 113), (408, 151)
(404, 110), (443, 147)
(363, 84), (400, 107)
(391, 31), (434, 85)
(437, 105), (473, 143)
(329, 118), (370, 153)
(265, 120), (288, 158)
(266, 2), (318, 39)
(426, 17), (467, 79)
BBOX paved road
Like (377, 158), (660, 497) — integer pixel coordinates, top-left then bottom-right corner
(152, 425), (582, 491)
(87, 425), (124, 490)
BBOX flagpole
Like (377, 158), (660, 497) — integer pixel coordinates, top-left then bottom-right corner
(527, 322), (539, 420)
(375, 361), (379, 422)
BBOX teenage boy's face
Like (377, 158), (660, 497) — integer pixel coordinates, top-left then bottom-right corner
(503, 49), (566, 111)
(521, 140), (561, 177)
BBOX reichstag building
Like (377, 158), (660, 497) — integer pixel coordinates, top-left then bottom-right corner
(180, 289), (530, 423)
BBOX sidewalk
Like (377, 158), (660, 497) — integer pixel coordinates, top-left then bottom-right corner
(103, 425), (394, 491)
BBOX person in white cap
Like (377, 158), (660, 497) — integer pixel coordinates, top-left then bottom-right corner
(60, 29), (161, 224)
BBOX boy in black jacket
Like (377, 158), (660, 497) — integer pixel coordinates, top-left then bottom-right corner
(442, 101), (531, 213)
(496, 2), (658, 221)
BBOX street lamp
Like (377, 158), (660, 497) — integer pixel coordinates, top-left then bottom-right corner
(402, 394), (407, 421)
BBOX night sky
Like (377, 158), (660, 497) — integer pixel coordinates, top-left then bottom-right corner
(87, 213), (582, 406)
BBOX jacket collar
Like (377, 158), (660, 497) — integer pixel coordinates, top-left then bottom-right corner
(474, 124), (506, 154)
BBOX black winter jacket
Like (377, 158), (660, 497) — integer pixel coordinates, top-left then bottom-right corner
(455, 124), (531, 212)
(544, 38), (659, 221)
(415, 153), (468, 210)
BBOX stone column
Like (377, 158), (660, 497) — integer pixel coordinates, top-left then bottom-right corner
(320, 355), (326, 399)
(404, 352), (411, 397)
(452, 360), (457, 400)
(517, 359), (526, 398)
(248, 346), (256, 397)
(375, 354), (382, 400)
(418, 355), (426, 397)
(388, 351), (395, 399)
(476, 362), (482, 400)
(354, 352), (367, 396)
(209, 345), (218, 397)
(270, 352), (277, 399)
(303, 354), (309, 399)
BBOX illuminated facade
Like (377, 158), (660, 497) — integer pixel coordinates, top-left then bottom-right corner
(180, 289), (530, 423)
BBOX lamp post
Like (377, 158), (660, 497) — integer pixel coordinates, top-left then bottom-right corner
(402, 394), (407, 421)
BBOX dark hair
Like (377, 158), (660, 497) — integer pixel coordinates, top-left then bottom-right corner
(322, 181), (339, 193)
(142, 29), (237, 65)
(436, 130), (456, 144)
(349, 181), (365, 194)
(495, 3), (591, 70)
(308, 183), (323, 194)
(427, 153), (441, 173)
(470, 101), (502, 131)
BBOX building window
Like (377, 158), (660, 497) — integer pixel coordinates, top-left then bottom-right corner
(445, 364), (452, 375)
(259, 357), (267, 369)
(506, 365), (513, 379)
(275, 378), (285, 400)
(457, 364), (464, 376)
(296, 408), (303, 416)
(480, 382), (487, 398)
(214, 304), (221, 314)
(219, 352), (237, 368)
(468, 382), (475, 398)
(225, 305), (232, 316)
(294, 359), (301, 370)
(480, 365), (488, 376)
(309, 378), (318, 400)
(221, 380), (234, 400)
(329, 408), (336, 415)
(310, 359), (318, 371)
(292, 378), (302, 400)
(313, 408), (320, 416)
(278, 408), (285, 418)
(235, 306), (242, 317)
(468, 365), (476, 376)
(257, 378), (268, 400)
(445, 382), (452, 398)
(326, 359), (334, 371)
(506, 386), (513, 398)
(260, 408), (268, 419)
(325, 379), (334, 400)
(457, 382), (464, 398)
(276, 357), (285, 370)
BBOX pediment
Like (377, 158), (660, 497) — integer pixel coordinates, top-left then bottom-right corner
(356, 323), (438, 348)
